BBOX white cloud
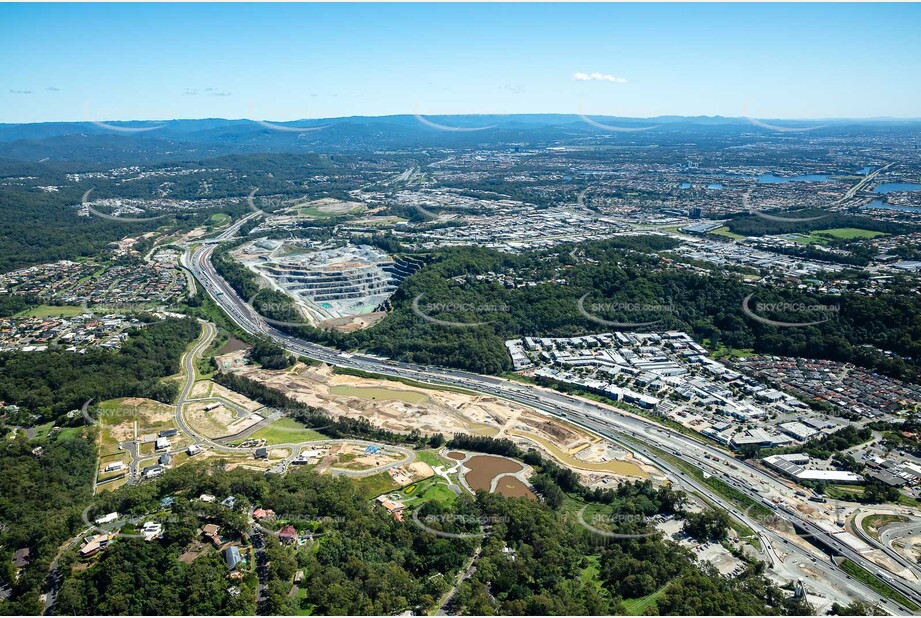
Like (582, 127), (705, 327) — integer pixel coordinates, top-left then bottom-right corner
(183, 88), (231, 97)
(573, 72), (627, 84)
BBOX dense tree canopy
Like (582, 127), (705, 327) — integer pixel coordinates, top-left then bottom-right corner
(0, 317), (200, 422)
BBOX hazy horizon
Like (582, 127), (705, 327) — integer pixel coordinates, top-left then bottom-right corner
(5, 112), (921, 127)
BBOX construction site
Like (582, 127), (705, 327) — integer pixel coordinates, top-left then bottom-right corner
(215, 352), (662, 487)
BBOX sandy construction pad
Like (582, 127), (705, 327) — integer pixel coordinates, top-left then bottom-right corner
(225, 362), (661, 481)
(184, 400), (265, 439)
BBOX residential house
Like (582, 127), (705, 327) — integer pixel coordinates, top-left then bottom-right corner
(278, 525), (298, 545)
(201, 523), (222, 547)
(224, 545), (242, 571)
(13, 548), (30, 569)
(79, 534), (110, 558)
(252, 508), (275, 521)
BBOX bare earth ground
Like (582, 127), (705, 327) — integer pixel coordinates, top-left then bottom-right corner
(101, 397), (176, 442)
(389, 461), (434, 485)
(217, 358), (660, 483)
(192, 381), (265, 412)
(320, 311), (387, 333)
(184, 400), (264, 439)
(327, 443), (406, 471)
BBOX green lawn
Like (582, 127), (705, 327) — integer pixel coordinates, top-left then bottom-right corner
(294, 587), (313, 615)
(248, 417), (326, 444)
(298, 204), (364, 218)
(709, 345), (756, 359)
(208, 213), (231, 225)
(816, 227), (887, 239)
(403, 478), (458, 506)
(352, 472), (400, 499)
(14, 304), (86, 318)
(414, 449), (448, 468)
(825, 484), (865, 501)
(579, 555), (605, 593)
(793, 227), (887, 245)
(622, 583), (671, 615)
(861, 514), (908, 540)
(708, 226), (745, 240)
(28, 421), (55, 440)
(55, 426), (84, 441)
(332, 367), (479, 396)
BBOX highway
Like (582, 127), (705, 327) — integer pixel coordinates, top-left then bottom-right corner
(836, 163), (895, 204)
(852, 510), (921, 582)
(183, 239), (921, 614)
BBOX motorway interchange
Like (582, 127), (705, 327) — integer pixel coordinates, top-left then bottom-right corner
(181, 222), (921, 615)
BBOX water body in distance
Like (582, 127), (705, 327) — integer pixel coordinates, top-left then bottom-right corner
(861, 199), (921, 213)
(872, 183), (921, 194)
(758, 174), (830, 184)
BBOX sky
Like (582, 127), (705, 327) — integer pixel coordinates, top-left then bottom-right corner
(1, 2), (920, 124)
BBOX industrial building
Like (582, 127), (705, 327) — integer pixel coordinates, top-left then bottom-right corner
(762, 453), (864, 484)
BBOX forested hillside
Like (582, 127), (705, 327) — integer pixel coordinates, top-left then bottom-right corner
(217, 237), (921, 382)
(0, 431), (97, 615)
(0, 317), (200, 423)
(47, 461), (801, 616)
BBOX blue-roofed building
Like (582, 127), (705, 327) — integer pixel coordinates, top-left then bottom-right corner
(224, 545), (242, 570)
(159, 496), (175, 508)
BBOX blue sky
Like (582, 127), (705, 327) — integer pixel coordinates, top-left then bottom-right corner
(1, 3), (920, 123)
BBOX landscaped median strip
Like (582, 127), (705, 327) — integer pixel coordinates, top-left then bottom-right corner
(839, 559), (919, 611)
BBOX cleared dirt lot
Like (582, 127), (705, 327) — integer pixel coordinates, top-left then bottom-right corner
(221, 360), (659, 483)
(184, 400), (265, 439)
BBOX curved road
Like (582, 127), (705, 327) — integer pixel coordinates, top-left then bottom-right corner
(173, 319), (416, 474)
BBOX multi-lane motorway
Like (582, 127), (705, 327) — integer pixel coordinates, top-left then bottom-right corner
(183, 238), (921, 614)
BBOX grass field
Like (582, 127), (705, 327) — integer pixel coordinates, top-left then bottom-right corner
(328, 384), (430, 404)
(579, 555), (605, 594)
(28, 421), (55, 440)
(208, 213), (231, 225)
(55, 426), (84, 441)
(298, 203), (364, 218)
(708, 226), (745, 240)
(404, 478), (458, 506)
(710, 345), (756, 359)
(793, 227), (887, 245)
(414, 449), (448, 468)
(14, 304), (85, 318)
(332, 367), (479, 396)
(816, 227), (887, 239)
(352, 471), (400, 499)
(861, 514), (909, 540)
(622, 583), (671, 615)
(248, 417), (326, 445)
(825, 484), (865, 501)
(294, 587), (313, 615)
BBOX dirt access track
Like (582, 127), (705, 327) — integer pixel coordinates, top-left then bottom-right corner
(219, 357), (660, 484)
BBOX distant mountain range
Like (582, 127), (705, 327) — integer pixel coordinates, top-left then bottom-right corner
(1, 114), (919, 166)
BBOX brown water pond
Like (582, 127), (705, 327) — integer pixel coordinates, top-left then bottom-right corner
(493, 476), (536, 500)
(464, 455), (523, 492)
